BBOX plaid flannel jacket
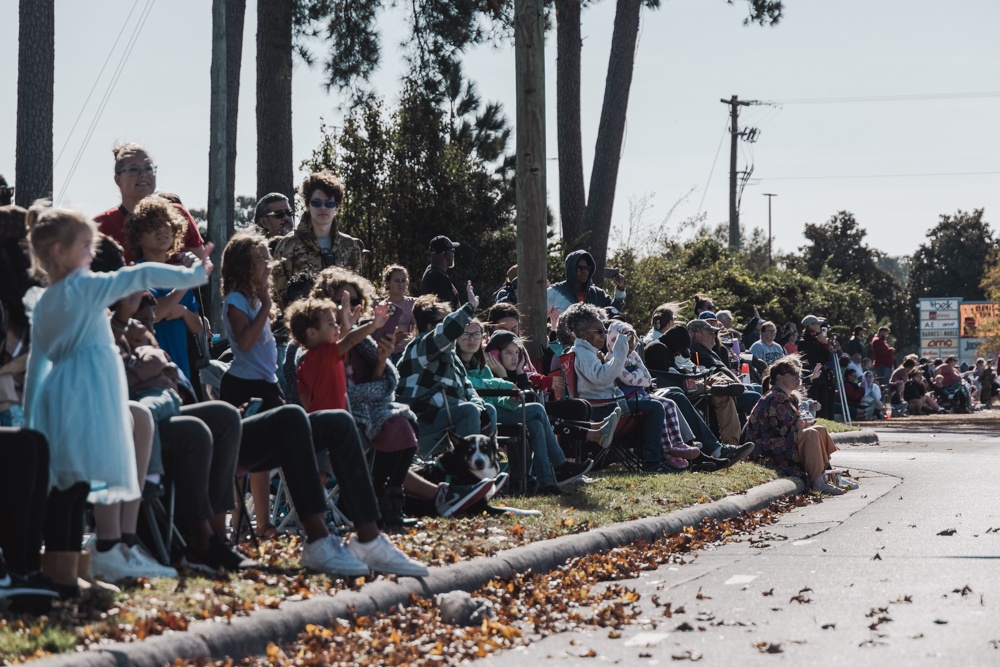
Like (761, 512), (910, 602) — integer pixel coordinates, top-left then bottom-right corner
(395, 302), (482, 420)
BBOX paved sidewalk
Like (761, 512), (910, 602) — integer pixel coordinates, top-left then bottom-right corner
(32, 431), (875, 667)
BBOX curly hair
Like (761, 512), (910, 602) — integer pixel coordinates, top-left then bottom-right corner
(559, 302), (606, 340)
(112, 142), (149, 173)
(26, 201), (97, 282)
(126, 196), (185, 260)
(221, 233), (270, 299)
(299, 171), (345, 231)
(285, 297), (337, 347)
(310, 266), (375, 318)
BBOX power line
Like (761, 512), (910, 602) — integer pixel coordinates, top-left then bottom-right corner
(761, 91), (1000, 105)
(697, 115), (729, 215)
(759, 170), (1000, 181)
(53, 0), (142, 169)
(58, 0), (156, 205)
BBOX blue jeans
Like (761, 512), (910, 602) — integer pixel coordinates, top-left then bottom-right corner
(497, 403), (566, 487)
(737, 390), (763, 418)
(660, 388), (721, 453)
(590, 399), (665, 464)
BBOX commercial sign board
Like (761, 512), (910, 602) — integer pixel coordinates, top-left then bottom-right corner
(919, 298), (961, 360)
(959, 303), (1000, 338)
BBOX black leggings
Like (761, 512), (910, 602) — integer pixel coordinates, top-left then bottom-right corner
(220, 374), (285, 412)
(0, 428), (49, 573)
(239, 406), (380, 525)
(370, 449), (415, 499)
(44, 482), (89, 552)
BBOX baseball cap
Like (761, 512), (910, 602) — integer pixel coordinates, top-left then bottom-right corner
(429, 236), (460, 254)
(801, 315), (820, 327)
(686, 319), (720, 333)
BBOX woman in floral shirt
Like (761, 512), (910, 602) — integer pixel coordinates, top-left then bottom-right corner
(746, 356), (849, 495)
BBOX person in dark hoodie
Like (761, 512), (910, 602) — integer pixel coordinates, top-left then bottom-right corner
(546, 249), (626, 320)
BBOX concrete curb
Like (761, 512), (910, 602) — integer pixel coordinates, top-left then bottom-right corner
(830, 429), (880, 446)
(34, 475), (813, 667)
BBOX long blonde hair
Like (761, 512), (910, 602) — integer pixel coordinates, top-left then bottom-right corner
(26, 201), (97, 282)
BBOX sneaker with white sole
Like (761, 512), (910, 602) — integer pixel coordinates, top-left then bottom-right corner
(554, 458), (595, 487)
(597, 410), (622, 449)
(89, 543), (174, 582)
(128, 545), (178, 578)
(485, 473), (509, 501)
(346, 534), (429, 577)
(301, 535), (371, 577)
(812, 477), (845, 496)
(435, 478), (494, 517)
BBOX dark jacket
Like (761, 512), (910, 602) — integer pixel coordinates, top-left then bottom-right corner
(419, 265), (460, 311)
(546, 249), (624, 313)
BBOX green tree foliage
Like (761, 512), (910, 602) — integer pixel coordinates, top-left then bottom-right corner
(300, 82), (516, 293)
(795, 211), (911, 347)
(909, 208), (995, 306)
(609, 234), (871, 340)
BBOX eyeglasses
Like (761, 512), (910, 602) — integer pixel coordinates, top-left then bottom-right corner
(118, 165), (157, 177)
(459, 332), (483, 341)
(266, 209), (293, 219)
(310, 198), (338, 209)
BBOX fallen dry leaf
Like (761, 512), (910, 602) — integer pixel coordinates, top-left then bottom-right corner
(762, 588), (774, 596)
(755, 641), (783, 654)
(671, 649), (703, 661)
(937, 528), (957, 536)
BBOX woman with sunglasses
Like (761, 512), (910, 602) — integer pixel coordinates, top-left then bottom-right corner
(271, 171), (363, 316)
(745, 356), (855, 495)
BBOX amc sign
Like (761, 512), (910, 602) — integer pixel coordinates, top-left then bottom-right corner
(925, 339), (957, 347)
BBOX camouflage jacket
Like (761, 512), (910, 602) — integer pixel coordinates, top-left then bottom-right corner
(271, 218), (362, 311)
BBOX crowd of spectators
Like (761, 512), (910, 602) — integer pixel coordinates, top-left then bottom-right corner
(9, 142), (986, 613)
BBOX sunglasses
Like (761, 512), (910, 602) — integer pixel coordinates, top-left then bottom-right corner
(309, 198), (338, 209)
(266, 209), (293, 218)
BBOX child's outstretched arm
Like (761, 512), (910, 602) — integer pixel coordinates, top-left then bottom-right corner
(336, 303), (389, 356)
(82, 259), (208, 311)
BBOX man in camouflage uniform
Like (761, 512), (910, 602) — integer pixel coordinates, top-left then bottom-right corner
(271, 171), (363, 313)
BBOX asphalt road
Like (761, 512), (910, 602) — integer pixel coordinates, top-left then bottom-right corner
(483, 427), (1000, 666)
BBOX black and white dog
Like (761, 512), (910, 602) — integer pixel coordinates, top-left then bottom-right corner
(417, 431), (501, 487)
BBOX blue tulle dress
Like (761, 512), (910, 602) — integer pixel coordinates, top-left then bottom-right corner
(23, 262), (207, 504)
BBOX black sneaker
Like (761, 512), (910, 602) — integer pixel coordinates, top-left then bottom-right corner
(554, 459), (595, 487)
(0, 569), (60, 600)
(184, 535), (257, 574)
(716, 442), (754, 463)
(435, 478), (494, 517)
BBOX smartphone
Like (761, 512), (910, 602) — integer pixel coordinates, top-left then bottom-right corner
(603, 267), (621, 279)
(243, 397), (264, 418)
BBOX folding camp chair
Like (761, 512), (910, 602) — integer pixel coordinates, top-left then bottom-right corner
(558, 349), (644, 471)
(136, 480), (188, 566)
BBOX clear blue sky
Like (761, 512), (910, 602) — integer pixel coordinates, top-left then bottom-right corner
(2, 0), (998, 258)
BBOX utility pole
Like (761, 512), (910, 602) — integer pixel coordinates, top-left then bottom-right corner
(763, 192), (777, 266)
(514, 0), (547, 351)
(720, 95), (759, 252)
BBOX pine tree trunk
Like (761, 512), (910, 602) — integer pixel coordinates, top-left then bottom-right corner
(256, 0), (293, 202)
(15, 0), (54, 207)
(555, 0), (586, 248)
(583, 0), (642, 271)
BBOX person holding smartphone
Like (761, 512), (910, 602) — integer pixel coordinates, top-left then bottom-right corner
(547, 250), (625, 322)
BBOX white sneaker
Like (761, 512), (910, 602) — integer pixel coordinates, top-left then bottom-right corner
(301, 535), (371, 577)
(89, 542), (174, 582)
(346, 534), (429, 577)
(812, 477), (845, 496)
(128, 545), (178, 578)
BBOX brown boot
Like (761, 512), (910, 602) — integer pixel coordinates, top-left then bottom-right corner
(40, 551), (81, 599)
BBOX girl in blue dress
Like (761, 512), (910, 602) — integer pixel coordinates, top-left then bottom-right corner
(23, 204), (211, 595)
